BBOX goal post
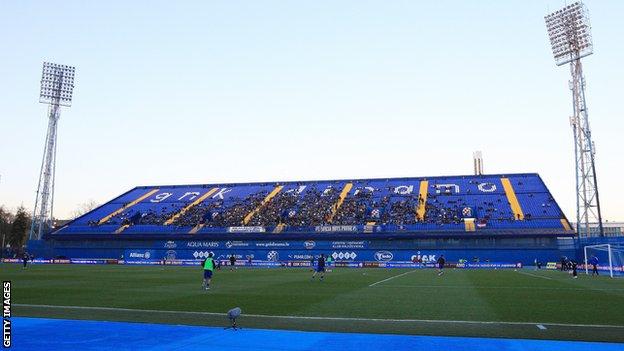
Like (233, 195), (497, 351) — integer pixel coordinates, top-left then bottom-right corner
(584, 244), (624, 278)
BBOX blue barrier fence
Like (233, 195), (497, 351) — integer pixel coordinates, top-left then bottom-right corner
(27, 237), (576, 265)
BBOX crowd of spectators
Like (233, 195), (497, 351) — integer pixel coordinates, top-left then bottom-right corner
(89, 180), (561, 230)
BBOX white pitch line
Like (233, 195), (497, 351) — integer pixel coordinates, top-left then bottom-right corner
(370, 285), (624, 292)
(14, 304), (624, 329)
(516, 270), (554, 280)
(368, 270), (418, 287)
(537, 324), (547, 330)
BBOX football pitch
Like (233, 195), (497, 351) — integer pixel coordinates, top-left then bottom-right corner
(4, 264), (624, 343)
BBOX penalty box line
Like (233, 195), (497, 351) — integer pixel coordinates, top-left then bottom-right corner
(14, 304), (624, 330)
(368, 270), (419, 287)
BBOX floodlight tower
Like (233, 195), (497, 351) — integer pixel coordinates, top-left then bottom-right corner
(545, 2), (603, 237)
(29, 62), (75, 240)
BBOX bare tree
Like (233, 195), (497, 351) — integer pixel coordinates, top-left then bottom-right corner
(70, 200), (99, 219)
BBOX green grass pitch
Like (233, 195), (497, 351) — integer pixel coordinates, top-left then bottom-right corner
(4, 264), (624, 343)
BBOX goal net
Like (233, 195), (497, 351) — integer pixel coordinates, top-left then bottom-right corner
(584, 244), (624, 278)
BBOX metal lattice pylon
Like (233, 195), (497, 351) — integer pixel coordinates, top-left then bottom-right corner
(30, 63), (75, 240)
(545, 2), (603, 237)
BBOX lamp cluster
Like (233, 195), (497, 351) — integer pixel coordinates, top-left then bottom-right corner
(40, 62), (75, 107)
(545, 1), (593, 66)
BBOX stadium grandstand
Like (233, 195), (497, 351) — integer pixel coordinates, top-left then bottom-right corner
(34, 172), (576, 264)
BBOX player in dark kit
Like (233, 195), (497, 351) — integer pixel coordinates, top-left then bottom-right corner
(437, 255), (446, 276)
(202, 253), (216, 290)
(312, 254), (326, 281)
(590, 255), (599, 276)
(229, 254), (236, 271)
(22, 252), (29, 269)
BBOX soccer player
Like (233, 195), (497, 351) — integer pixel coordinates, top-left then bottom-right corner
(571, 260), (578, 279)
(590, 255), (599, 276)
(326, 255), (333, 272)
(202, 253), (216, 290)
(22, 252), (29, 269)
(312, 254), (326, 281)
(229, 254), (236, 271)
(437, 255), (445, 276)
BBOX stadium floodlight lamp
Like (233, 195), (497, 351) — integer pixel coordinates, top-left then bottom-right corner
(544, 1), (593, 66)
(39, 62), (76, 107)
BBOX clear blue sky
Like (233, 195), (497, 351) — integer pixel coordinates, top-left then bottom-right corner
(0, 0), (622, 221)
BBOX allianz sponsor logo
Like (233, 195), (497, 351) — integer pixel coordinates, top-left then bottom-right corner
(303, 240), (316, 249)
(225, 241), (249, 249)
(186, 241), (219, 248)
(129, 251), (151, 259)
(256, 241), (290, 248)
(374, 251), (393, 261)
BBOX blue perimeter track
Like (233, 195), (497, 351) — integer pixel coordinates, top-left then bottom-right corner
(10, 317), (624, 351)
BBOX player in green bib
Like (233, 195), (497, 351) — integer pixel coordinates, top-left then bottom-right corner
(202, 253), (216, 290)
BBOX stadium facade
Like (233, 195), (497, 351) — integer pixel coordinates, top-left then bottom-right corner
(31, 173), (578, 264)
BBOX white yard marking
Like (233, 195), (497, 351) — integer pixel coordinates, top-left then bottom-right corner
(368, 270), (418, 287)
(516, 270), (553, 280)
(14, 304), (624, 329)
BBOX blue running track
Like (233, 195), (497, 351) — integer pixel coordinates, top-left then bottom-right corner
(10, 317), (624, 351)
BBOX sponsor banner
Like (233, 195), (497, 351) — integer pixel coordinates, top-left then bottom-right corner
(227, 226), (265, 233)
(186, 241), (220, 249)
(70, 259), (108, 264)
(303, 241), (316, 250)
(410, 252), (438, 263)
(249, 261), (283, 267)
(256, 241), (290, 248)
(456, 262), (522, 269)
(51, 259), (70, 264)
(331, 251), (357, 260)
(334, 262), (363, 268)
(124, 260), (162, 265)
(124, 250), (156, 261)
(363, 262), (379, 268)
(288, 261), (312, 267)
(288, 254), (315, 260)
(331, 241), (366, 249)
(225, 241), (250, 249)
(32, 259), (51, 264)
(579, 264), (624, 273)
(546, 262), (558, 270)
(315, 225), (358, 233)
(380, 262), (429, 268)
(374, 251), (394, 261)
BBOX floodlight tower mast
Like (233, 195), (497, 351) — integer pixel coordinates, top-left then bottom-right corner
(545, 2), (603, 237)
(29, 62), (75, 240)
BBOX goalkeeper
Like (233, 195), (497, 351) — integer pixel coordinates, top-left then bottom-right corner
(201, 253), (216, 290)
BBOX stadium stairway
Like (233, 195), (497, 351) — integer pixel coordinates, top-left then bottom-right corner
(416, 180), (429, 221)
(501, 177), (524, 220)
(98, 188), (160, 225)
(164, 188), (218, 225)
(327, 183), (353, 223)
(243, 185), (284, 225)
